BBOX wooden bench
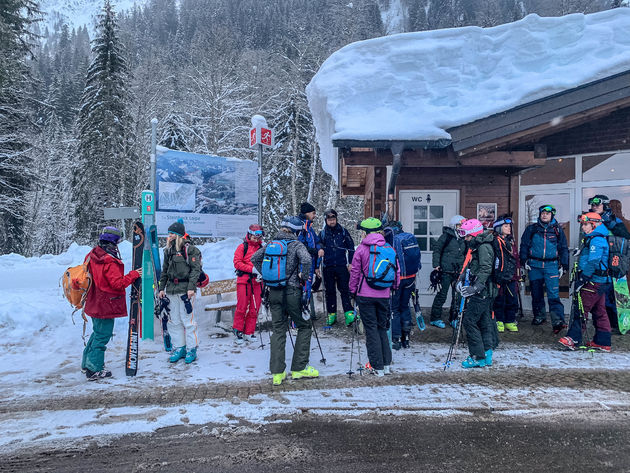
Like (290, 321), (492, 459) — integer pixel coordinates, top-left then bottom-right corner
(202, 278), (238, 324)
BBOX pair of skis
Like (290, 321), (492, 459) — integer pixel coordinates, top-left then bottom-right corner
(125, 223), (169, 376)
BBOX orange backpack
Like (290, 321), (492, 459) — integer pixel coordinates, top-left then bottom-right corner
(61, 257), (92, 341)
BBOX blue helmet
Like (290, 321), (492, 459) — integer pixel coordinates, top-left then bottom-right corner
(281, 215), (304, 234)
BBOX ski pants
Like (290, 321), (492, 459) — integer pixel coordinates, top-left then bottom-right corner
(528, 265), (565, 325)
(167, 293), (198, 349)
(493, 280), (519, 324)
(430, 272), (458, 322)
(268, 286), (311, 374)
(233, 280), (262, 335)
(462, 294), (495, 360)
(323, 265), (353, 315)
(604, 283), (618, 331)
(567, 282), (612, 347)
(391, 277), (415, 338)
(82, 317), (115, 372)
(357, 296), (392, 371)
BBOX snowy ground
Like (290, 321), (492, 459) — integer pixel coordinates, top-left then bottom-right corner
(2, 241), (629, 455)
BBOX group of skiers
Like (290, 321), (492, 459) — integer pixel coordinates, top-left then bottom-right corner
(79, 194), (628, 382)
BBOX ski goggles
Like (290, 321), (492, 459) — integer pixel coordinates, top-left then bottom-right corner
(493, 217), (513, 228)
(578, 214), (602, 224)
(588, 197), (609, 206)
(248, 229), (264, 237)
(539, 205), (556, 214)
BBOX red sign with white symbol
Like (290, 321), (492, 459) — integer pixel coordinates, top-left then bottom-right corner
(249, 126), (274, 148)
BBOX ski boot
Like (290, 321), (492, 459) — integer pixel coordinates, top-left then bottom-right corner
(430, 320), (446, 329)
(233, 329), (244, 345)
(461, 356), (486, 369)
(552, 323), (568, 334)
(401, 331), (410, 349)
(184, 347), (197, 364)
(326, 313), (337, 326)
(485, 349), (493, 367)
(169, 346), (187, 363)
(504, 322), (518, 332)
(86, 369), (112, 381)
(392, 337), (401, 350)
(291, 366), (319, 379)
(243, 333), (257, 342)
(272, 372), (287, 386)
(585, 341), (611, 352)
(384, 365), (392, 375)
(558, 336), (577, 351)
(531, 315), (546, 326)
(496, 321), (504, 333)
(344, 310), (355, 326)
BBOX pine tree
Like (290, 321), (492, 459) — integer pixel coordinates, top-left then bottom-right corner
(0, 0), (40, 254)
(75, 0), (138, 242)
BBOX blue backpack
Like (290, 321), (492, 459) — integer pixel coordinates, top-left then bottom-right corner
(261, 240), (295, 287)
(364, 244), (397, 289)
(392, 232), (421, 278)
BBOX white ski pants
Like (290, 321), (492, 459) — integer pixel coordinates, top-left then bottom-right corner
(168, 294), (198, 349)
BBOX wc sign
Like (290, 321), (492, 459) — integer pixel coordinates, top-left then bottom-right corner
(249, 126), (274, 148)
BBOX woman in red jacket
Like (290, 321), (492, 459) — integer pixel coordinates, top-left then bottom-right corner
(232, 224), (264, 344)
(81, 227), (141, 381)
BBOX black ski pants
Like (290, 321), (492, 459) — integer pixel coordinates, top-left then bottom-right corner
(323, 265), (353, 315)
(357, 296), (392, 371)
(430, 272), (458, 322)
(462, 294), (496, 360)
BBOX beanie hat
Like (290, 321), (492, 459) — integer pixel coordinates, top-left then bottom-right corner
(167, 218), (186, 236)
(281, 215), (304, 234)
(358, 217), (383, 233)
(99, 226), (122, 244)
(300, 202), (316, 214)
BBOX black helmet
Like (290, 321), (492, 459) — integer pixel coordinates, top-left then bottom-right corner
(588, 195), (610, 208)
(324, 209), (338, 219)
(280, 215), (304, 234)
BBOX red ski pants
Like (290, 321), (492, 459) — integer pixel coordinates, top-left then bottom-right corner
(233, 280), (262, 335)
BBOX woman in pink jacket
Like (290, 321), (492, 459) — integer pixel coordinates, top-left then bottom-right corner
(349, 218), (399, 376)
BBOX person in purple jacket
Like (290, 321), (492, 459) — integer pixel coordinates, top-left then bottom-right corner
(349, 217), (399, 376)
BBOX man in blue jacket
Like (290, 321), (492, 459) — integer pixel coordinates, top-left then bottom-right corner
(299, 202), (324, 314)
(588, 194), (630, 333)
(559, 212), (612, 352)
(520, 204), (569, 333)
(318, 209), (355, 326)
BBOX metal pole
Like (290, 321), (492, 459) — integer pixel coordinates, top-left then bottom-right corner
(258, 143), (263, 226)
(150, 118), (158, 192)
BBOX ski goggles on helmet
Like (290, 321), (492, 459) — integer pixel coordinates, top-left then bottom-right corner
(248, 229), (264, 237)
(578, 213), (602, 224)
(539, 205), (556, 214)
(588, 196), (609, 206)
(493, 217), (513, 228)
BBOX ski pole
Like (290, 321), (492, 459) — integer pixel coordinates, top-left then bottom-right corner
(249, 279), (265, 349)
(311, 318), (326, 364)
(444, 269), (469, 370)
(347, 313), (356, 377)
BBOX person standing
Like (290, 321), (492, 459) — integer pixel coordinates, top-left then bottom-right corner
(349, 218), (398, 377)
(318, 209), (355, 326)
(82, 227), (141, 380)
(298, 202), (324, 316)
(519, 204), (569, 333)
(232, 224), (265, 345)
(251, 216), (316, 386)
(430, 215), (467, 328)
(158, 219), (202, 364)
(492, 214), (520, 333)
(587, 195), (630, 333)
(559, 212), (612, 352)
(455, 219), (498, 368)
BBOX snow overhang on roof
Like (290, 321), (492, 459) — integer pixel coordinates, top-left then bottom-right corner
(306, 9), (630, 182)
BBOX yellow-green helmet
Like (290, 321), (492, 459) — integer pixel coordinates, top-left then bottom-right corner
(358, 217), (383, 233)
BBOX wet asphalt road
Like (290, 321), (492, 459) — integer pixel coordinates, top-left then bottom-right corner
(3, 410), (630, 473)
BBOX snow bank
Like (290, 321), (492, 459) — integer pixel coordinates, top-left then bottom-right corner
(306, 9), (630, 180)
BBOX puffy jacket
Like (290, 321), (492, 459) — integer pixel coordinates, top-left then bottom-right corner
(495, 234), (521, 282)
(84, 246), (139, 319)
(349, 233), (399, 298)
(432, 227), (466, 273)
(251, 230), (312, 289)
(158, 239), (202, 294)
(461, 230), (497, 299)
(519, 219), (569, 270)
(319, 223), (355, 267)
(602, 210), (630, 239)
(233, 234), (263, 284)
(579, 224), (611, 284)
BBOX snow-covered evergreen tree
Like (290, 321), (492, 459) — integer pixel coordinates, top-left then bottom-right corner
(0, 0), (40, 254)
(75, 0), (138, 242)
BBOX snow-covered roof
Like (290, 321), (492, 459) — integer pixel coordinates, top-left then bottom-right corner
(306, 9), (630, 181)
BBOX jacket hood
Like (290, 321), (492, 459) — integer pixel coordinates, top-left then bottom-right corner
(361, 232), (385, 246)
(470, 230), (495, 248)
(443, 226), (458, 237)
(537, 217), (558, 227)
(89, 245), (120, 264)
(274, 230), (298, 241)
(590, 223), (611, 238)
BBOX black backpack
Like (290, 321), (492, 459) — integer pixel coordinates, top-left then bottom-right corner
(491, 236), (517, 284)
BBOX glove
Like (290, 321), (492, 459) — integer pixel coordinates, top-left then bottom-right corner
(455, 281), (464, 294)
(251, 267), (260, 276)
(572, 247), (581, 257)
(574, 272), (589, 292)
(558, 266), (564, 278)
(459, 282), (484, 298)
(524, 263), (532, 271)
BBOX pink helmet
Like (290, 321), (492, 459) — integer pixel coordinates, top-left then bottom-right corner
(458, 218), (484, 237)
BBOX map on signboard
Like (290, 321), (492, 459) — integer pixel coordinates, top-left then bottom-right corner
(158, 181), (196, 212)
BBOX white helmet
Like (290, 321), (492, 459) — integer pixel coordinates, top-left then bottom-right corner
(450, 215), (465, 228)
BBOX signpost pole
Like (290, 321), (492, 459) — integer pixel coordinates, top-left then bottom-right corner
(141, 190), (155, 340)
(258, 143), (263, 226)
(250, 115), (273, 228)
(150, 118), (158, 192)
